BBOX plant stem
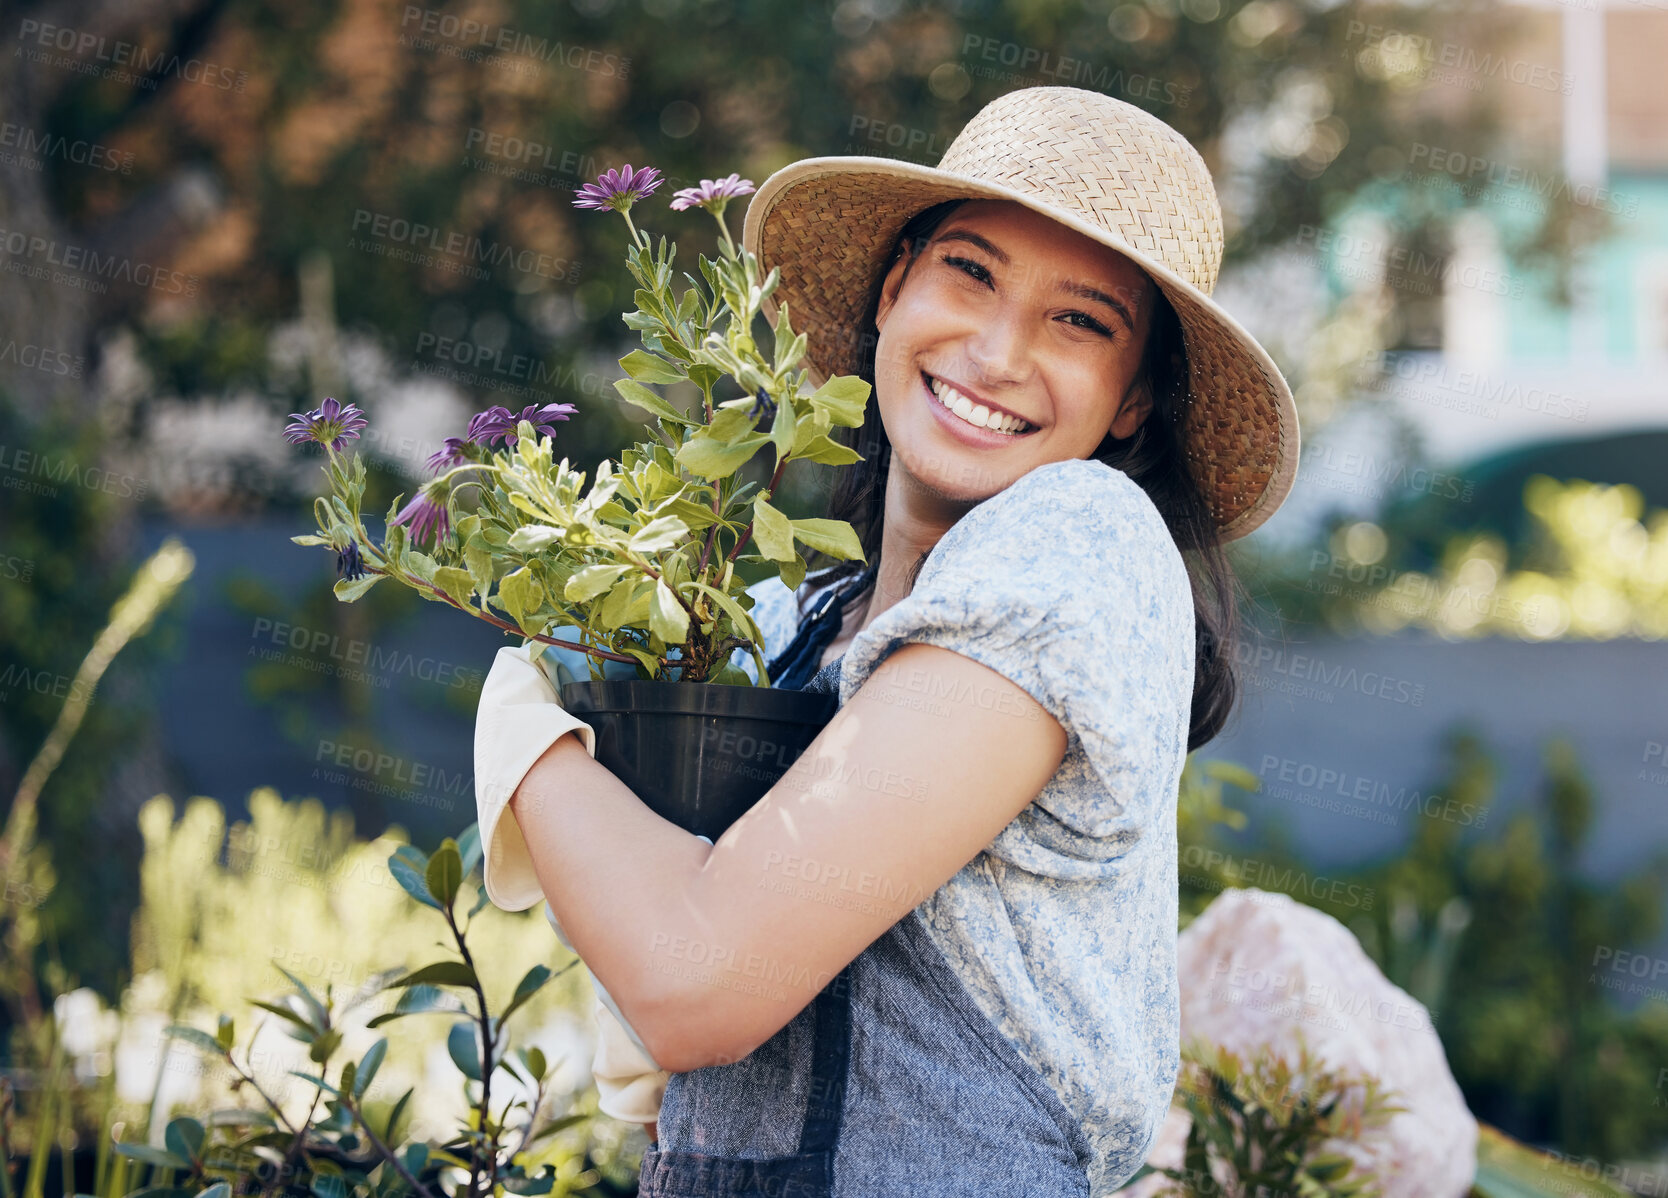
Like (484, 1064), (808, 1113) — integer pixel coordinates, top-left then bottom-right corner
(343, 1099), (439, 1198)
(695, 482), (722, 580)
(441, 903), (497, 1198)
(226, 1047), (303, 1139)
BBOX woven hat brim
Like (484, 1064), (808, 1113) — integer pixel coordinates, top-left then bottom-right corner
(739, 155), (1300, 543)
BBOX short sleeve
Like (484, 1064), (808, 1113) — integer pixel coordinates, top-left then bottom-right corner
(836, 458), (1195, 849)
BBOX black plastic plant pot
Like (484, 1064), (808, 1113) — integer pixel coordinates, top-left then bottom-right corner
(559, 680), (838, 841)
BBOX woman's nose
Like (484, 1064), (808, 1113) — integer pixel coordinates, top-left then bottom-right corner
(963, 302), (1033, 386)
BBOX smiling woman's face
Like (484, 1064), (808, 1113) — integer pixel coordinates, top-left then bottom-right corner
(871, 198), (1157, 502)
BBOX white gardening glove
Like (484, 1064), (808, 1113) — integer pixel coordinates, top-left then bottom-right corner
(473, 643), (598, 911)
(475, 640), (703, 1124)
(544, 903), (672, 1124)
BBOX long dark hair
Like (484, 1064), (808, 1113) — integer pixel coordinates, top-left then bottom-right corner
(793, 199), (1242, 751)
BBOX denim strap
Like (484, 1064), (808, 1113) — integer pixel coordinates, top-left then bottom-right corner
(765, 563), (877, 691)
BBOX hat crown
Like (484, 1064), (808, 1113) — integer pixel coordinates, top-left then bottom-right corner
(935, 87), (1224, 294)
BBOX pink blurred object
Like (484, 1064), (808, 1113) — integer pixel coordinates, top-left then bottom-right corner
(1114, 887), (1478, 1198)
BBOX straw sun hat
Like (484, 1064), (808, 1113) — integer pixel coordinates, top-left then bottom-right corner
(739, 85), (1300, 542)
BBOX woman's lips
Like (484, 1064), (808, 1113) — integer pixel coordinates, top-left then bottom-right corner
(919, 371), (1039, 444)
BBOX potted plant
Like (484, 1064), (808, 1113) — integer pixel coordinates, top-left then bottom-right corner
(283, 165), (872, 840)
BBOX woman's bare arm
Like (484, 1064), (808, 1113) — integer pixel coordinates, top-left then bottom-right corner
(508, 640), (1068, 1073)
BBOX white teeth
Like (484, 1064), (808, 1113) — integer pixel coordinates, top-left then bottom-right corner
(928, 376), (1031, 435)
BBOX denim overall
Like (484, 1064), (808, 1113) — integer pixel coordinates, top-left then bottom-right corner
(637, 566), (1094, 1197)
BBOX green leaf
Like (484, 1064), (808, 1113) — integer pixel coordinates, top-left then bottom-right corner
(274, 967), (330, 1032)
(526, 1113), (588, 1144)
(621, 645), (660, 677)
(675, 432), (770, 480)
(164, 1117), (205, 1165)
(333, 573), (381, 602)
(654, 495), (723, 530)
(769, 391), (798, 466)
(599, 577), (653, 630)
(431, 566), (477, 611)
(650, 577), (690, 644)
(392, 961), (479, 989)
(751, 498), (796, 562)
(166, 1024), (228, 1056)
(564, 564), (629, 603)
(790, 518), (866, 562)
(425, 841), (463, 907)
(291, 534), (330, 547)
(464, 542), (496, 603)
(502, 1170), (555, 1196)
(308, 1027), (343, 1064)
(708, 406), (757, 442)
(366, 983), (470, 1027)
(502, 965), (553, 1024)
(403, 550), (439, 584)
(686, 582), (762, 645)
(810, 374), (871, 427)
(792, 433), (861, 466)
(709, 662), (752, 686)
(114, 1144), (191, 1170)
(353, 1039), (387, 1098)
(615, 379), (696, 426)
(507, 525), (563, 554)
(216, 1014), (235, 1051)
(387, 847), (441, 910)
(499, 567), (544, 626)
(778, 552), (807, 592)
(249, 999), (315, 1034)
(385, 1088), (414, 1144)
(629, 514), (690, 555)
(619, 349), (686, 385)
(519, 1046), (548, 1082)
(447, 1021), (482, 1081)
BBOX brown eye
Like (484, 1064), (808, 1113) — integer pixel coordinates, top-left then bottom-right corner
(1062, 311), (1114, 338)
(943, 255), (992, 286)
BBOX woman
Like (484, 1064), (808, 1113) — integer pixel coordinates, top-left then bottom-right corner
(473, 86), (1299, 1196)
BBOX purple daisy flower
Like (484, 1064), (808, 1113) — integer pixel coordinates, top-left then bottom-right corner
(467, 405), (515, 443)
(669, 174), (756, 213)
(391, 480), (452, 549)
(284, 396), (369, 452)
(471, 402), (579, 447)
(426, 436), (474, 473)
(573, 164), (665, 213)
(336, 539), (367, 582)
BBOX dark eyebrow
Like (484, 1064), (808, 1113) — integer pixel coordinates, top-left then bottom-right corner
(930, 227), (1136, 334)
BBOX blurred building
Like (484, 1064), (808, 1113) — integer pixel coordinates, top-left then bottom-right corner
(1363, 0), (1668, 467)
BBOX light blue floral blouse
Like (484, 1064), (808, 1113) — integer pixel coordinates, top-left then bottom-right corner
(729, 456), (1196, 1195)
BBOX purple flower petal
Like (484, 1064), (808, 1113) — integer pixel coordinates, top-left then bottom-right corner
(391, 482), (451, 549)
(669, 173), (756, 212)
(284, 396), (369, 451)
(572, 163), (665, 213)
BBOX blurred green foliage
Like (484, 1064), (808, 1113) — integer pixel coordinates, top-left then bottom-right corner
(1263, 476), (1668, 639)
